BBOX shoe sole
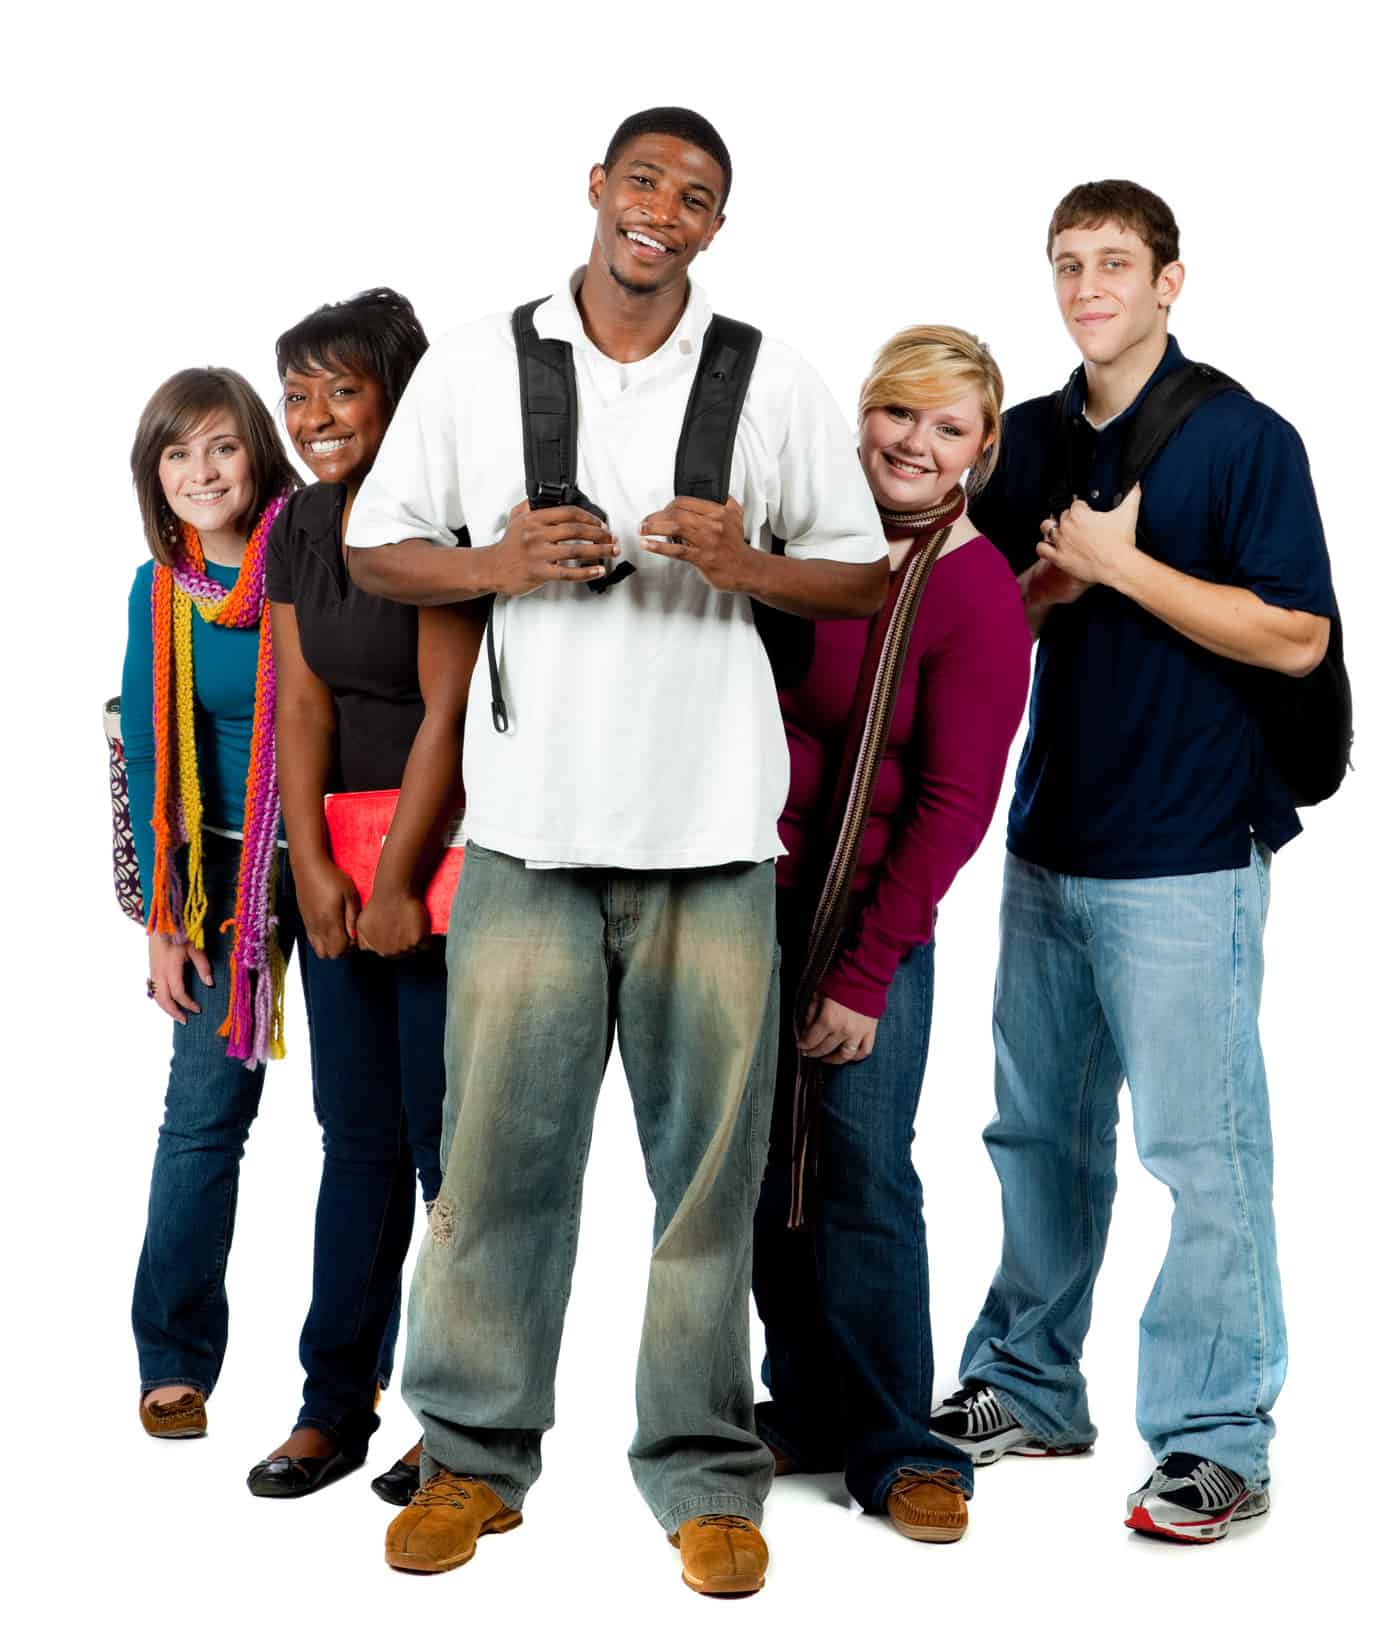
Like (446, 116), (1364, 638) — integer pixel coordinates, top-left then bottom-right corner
(385, 1509), (523, 1574)
(1125, 1492), (1270, 1544)
(678, 1569), (765, 1596)
(942, 1435), (1093, 1468)
(890, 1518), (968, 1544)
(246, 1455), (361, 1499)
(145, 1424), (207, 1439)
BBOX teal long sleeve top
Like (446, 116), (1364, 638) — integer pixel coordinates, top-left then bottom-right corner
(121, 559), (263, 920)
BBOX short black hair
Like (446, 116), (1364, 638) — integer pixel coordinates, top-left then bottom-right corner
(275, 287), (429, 415)
(602, 107), (732, 211)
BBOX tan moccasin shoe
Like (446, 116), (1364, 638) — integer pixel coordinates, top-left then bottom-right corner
(385, 1471), (523, 1573)
(886, 1467), (969, 1543)
(138, 1391), (207, 1438)
(668, 1513), (767, 1596)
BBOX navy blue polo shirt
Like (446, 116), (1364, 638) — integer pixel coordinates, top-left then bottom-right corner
(970, 336), (1335, 878)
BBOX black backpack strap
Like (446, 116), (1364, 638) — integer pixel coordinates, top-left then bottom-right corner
(677, 317), (814, 691)
(512, 298), (580, 509)
(1045, 371), (1081, 518)
(674, 315), (762, 502)
(1116, 363), (1248, 503)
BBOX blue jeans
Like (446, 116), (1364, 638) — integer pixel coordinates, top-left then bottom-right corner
(961, 849), (1284, 1489)
(132, 833), (292, 1395)
(403, 845), (780, 1532)
(752, 897), (974, 1510)
(294, 936), (446, 1457)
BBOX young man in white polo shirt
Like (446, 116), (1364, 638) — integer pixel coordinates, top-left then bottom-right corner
(346, 108), (887, 1594)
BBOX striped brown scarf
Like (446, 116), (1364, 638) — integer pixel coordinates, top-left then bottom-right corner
(787, 519), (954, 1227)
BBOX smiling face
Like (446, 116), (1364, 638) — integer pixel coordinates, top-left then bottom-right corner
(588, 133), (726, 297)
(157, 412), (256, 538)
(282, 360), (391, 489)
(1051, 223), (1184, 369)
(859, 391), (991, 513)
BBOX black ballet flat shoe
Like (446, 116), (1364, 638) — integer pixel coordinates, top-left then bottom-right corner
(246, 1449), (361, 1499)
(370, 1457), (422, 1506)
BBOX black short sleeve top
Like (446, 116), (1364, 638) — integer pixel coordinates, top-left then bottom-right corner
(265, 483), (424, 793)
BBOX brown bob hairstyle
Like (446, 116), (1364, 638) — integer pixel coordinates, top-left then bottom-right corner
(130, 367), (299, 565)
(1046, 180), (1180, 277)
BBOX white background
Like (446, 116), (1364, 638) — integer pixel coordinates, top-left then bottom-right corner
(5, 3), (1395, 1642)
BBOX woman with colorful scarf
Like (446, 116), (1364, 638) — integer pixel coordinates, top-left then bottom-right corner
(246, 289), (482, 1500)
(123, 367), (299, 1438)
(751, 328), (1032, 1545)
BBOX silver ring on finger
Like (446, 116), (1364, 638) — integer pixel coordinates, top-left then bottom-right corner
(842, 1040), (859, 1052)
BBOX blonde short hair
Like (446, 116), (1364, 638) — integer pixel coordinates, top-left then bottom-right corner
(859, 325), (1005, 495)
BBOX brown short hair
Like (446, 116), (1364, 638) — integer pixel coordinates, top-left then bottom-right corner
(859, 325), (1005, 496)
(1046, 180), (1180, 276)
(130, 367), (299, 565)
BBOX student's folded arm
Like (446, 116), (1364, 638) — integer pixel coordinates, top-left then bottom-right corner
(367, 602), (482, 917)
(756, 358), (889, 620)
(344, 340), (494, 606)
(1112, 416), (1333, 677)
(347, 538), (498, 605)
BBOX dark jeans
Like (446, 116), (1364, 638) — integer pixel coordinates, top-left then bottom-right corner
(132, 834), (293, 1396)
(295, 935), (446, 1458)
(752, 894), (973, 1510)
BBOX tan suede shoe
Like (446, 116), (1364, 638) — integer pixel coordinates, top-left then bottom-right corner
(138, 1391), (207, 1439)
(668, 1514), (767, 1596)
(384, 1472), (522, 1574)
(886, 1468), (968, 1544)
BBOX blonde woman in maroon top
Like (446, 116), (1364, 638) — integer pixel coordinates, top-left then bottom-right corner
(752, 327), (1032, 1545)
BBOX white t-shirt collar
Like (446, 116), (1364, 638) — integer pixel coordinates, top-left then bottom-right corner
(533, 268), (713, 365)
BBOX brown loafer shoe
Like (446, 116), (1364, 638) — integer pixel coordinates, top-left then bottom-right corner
(139, 1391), (207, 1439)
(384, 1471), (522, 1574)
(668, 1513), (767, 1596)
(886, 1467), (969, 1544)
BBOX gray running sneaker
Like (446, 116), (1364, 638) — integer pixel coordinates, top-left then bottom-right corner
(1125, 1453), (1271, 1543)
(930, 1383), (1092, 1466)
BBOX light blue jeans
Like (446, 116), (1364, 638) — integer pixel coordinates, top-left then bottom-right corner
(403, 845), (781, 1533)
(961, 848), (1284, 1490)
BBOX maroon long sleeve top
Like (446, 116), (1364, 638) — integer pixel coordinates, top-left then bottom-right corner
(777, 533), (1032, 1018)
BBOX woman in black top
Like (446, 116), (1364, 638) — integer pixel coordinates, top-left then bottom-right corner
(253, 288), (481, 1500)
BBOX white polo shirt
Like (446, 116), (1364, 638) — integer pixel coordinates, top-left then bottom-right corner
(347, 274), (885, 870)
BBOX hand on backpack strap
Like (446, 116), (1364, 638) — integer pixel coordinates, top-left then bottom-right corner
(1038, 484), (1141, 590)
(639, 496), (753, 592)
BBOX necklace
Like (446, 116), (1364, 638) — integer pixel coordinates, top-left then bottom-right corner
(878, 483), (966, 534)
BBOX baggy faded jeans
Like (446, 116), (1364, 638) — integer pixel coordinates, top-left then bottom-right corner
(403, 843), (781, 1532)
(960, 847), (1285, 1489)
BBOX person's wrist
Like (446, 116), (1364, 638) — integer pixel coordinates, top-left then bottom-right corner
(1103, 540), (1148, 598)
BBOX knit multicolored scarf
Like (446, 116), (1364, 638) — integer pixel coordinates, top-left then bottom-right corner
(146, 490), (290, 1067)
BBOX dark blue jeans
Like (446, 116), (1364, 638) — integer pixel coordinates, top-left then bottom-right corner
(295, 935), (446, 1458)
(132, 833), (293, 1396)
(752, 895), (973, 1511)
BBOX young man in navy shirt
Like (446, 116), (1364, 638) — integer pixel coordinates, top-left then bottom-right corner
(930, 180), (1334, 1541)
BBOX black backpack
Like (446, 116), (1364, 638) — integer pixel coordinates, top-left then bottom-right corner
(484, 299), (806, 732)
(1047, 363), (1352, 806)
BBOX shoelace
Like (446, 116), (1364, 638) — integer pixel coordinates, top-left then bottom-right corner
(890, 1467), (966, 1497)
(694, 1514), (754, 1531)
(408, 1474), (477, 1512)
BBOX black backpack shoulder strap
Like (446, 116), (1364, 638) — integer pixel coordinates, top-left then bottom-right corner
(1044, 369), (1082, 517)
(675, 314), (762, 502)
(512, 298), (579, 507)
(1116, 363), (1249, 502)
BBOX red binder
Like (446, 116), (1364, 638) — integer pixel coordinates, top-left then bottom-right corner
(323, 790), (465, 936)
